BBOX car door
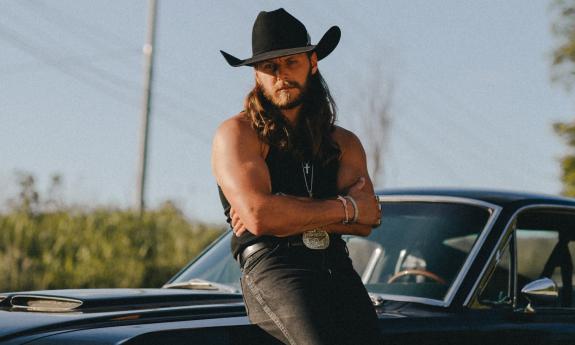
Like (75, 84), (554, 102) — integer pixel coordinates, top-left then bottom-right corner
(471, 207), (575, 344)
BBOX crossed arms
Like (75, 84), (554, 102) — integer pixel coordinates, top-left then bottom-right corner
(211, 114), (381, 238)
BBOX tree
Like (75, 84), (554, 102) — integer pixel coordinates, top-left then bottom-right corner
(358, 60), (394, 189)
(551, 0), (575, 90)
(551, 0), (575, 196)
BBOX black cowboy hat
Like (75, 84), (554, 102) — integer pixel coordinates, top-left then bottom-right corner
(220, 8), (341, 67)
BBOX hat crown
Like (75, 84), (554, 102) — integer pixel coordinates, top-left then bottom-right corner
(252, 8), (311, 56)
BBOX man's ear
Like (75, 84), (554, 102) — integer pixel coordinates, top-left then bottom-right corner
(310, 52), (318, 75)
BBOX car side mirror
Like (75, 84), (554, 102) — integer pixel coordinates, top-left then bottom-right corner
(520, 277), (558, 313)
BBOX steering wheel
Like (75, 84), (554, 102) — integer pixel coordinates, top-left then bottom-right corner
(387, 269), (447, 285)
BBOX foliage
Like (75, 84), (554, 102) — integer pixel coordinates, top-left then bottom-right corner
(554, 122), (575, 196)
(0, 174), (223, 292)
(551, 0), (575, 90)
(551, 0), (575, 196)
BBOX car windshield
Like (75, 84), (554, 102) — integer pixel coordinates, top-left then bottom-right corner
(355, 200), (492, 303)
(169, 199), (493, 305)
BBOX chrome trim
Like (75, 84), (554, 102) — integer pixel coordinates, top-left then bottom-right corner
(521, 277), (558, 298)
(373, 195), (502, 307)
(161, 301), (247, 312)
(370, 293), (448, 307)
(162, 279), (240, 293)
(10, 294), (84, 312)
(362, 247), (383, 284)
(378, 195), (500, 209)
(522, 277), (559, 313)
(463, 204), (575, 307)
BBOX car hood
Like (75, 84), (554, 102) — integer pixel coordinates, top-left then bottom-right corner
(0, 288), (245, 340)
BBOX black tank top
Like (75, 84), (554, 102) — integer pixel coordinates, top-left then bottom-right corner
(218, 145), (340, 258)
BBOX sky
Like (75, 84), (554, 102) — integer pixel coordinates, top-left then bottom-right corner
(0, 0), (573, 224)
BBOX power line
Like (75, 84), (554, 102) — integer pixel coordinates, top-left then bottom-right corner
(0, 19), (211, 144)
(0, 48), (140, 76)
(413, 78), (555, 160)
(7, 0), (224, 125)
(0, 20), (140, 108)
(16, 0), (136, 50)
(398, 83), (555, 183)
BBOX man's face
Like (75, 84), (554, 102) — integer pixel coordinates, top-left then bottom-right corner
(254, 52), (318, 109)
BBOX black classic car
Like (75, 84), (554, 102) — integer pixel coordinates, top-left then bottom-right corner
(1, 189), (575, 344)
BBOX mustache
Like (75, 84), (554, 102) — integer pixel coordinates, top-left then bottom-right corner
(275, 81), (302, 91)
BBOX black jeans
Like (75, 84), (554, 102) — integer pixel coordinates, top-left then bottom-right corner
(239, 242), (382, 345)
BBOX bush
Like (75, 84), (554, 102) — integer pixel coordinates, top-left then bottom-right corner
(0, 202), (223, 291)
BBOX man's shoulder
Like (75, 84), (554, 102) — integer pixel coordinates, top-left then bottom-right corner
(332, 125), (361, 146)
(213, 112), (264, 154)
(215, 112), (257, 137)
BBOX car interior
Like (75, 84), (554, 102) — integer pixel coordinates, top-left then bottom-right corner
(350, 202), (491, 301)
(478, 209), (575, 309)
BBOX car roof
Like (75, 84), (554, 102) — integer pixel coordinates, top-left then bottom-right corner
(377, 187), (575, 207)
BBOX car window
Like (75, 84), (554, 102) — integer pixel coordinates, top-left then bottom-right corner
(516, 228), (573, 308)
(475, 208), (575, 309)
(356, 201), (492, 302)
(171, 232), (241, 290)
(477, 238), (513, 307)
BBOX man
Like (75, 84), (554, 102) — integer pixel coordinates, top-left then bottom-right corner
(212, 8), (382, 345)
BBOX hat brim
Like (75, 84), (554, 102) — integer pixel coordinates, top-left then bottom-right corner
(221, 26), (341, 67)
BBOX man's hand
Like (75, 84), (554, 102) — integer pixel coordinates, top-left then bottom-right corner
(230, 207), (248, 237)
(347, 177), (381, 226)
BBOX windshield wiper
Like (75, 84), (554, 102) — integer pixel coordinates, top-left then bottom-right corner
(162, 279), (239, 293)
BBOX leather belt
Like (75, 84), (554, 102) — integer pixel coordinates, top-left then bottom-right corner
(236, 236), (307, 267)
(237, 242), (269, 267)
(237, 235), (345, 268)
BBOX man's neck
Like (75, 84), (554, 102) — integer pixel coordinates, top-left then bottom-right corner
(281, 105), (302, 126)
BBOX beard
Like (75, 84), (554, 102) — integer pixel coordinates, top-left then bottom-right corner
(259, 69), (311, 110)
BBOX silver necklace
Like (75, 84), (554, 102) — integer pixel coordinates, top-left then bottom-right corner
(302, 161), (314, 198)
(301, 161), (330, 250)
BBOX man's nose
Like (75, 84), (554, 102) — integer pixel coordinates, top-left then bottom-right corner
(274, 65), (289, 79)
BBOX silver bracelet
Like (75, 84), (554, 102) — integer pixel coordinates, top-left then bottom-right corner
(344, 196), (359, 223)
(337, 195), (350, 224)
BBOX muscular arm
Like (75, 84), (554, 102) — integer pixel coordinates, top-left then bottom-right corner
(212, 115), (348, 237)
(325, 127), (378, 237)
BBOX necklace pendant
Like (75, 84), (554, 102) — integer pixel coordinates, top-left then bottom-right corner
(302, 229), (330, 250)
(301, 161), (314, 199)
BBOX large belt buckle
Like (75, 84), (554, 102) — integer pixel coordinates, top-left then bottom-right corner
(302, 229), (330, 250)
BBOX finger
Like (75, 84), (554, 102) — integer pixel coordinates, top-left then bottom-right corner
(348, 177), (366, 194)
(235, 224), (247, 237)
(231, 213), (240, 229)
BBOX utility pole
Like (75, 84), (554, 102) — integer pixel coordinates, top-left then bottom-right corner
(136, 0), (158, 214)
